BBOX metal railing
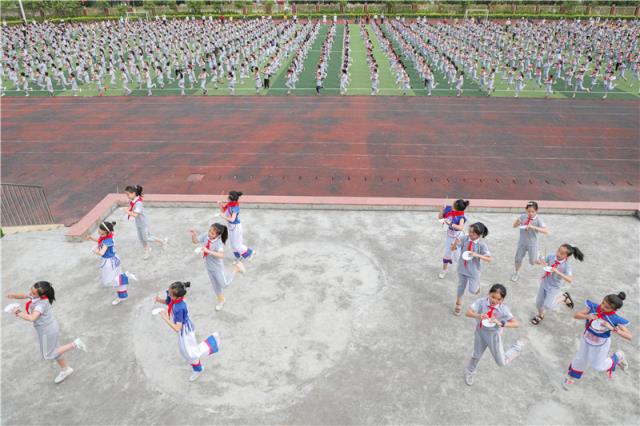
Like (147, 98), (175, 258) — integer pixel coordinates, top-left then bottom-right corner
(1, 183), (55, 227)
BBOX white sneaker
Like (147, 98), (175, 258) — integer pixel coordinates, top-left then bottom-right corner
(54, 367), (74, 384)
(143, 249), (151, 260)
(215, 300), (225, 311)
(235, 261), (246, 275)
(616, 351), (628, 371)
(505, 339), (525, 364)
(438, 270), (447, 279)
(126, 272), (138, 282)
(73, 338), (87, 352)
(112, 297), (127, 306)
(464, 372), (474, 386)
(189, 369), (204, 382)
(510, 272), (519, 282)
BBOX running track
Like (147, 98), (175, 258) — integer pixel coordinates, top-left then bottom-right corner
(2, 97), (639, 225)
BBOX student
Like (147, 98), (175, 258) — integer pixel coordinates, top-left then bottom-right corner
(455, 71), (464, 97)
(511, 201), (548, 282)
(70, 72), (81, 96)
(218, 191), (255, 262)
(563, 292), (631, 390)
(543, 74), (554, 98)
(144, 68), (155, 96)
(514, 72), (524, 98)
(121, 68), (132, 95)
(486, 68), (496, 96)
(285, 69), (294, 95)
(177, 70), (185, 96)
(572, 70), (590, 98)
(602, 73), (615, 99)
(316, 67), (323, 95)
(531, 244), (584, 325)
(254, 67), (262, 95)
(122, 185), (168, 260)
(199, 68), (208, 95)
(86, 221), (137, 305)
(464, 284), (524, 386)
(228, 71), (236, 95)
(93, 71), (105, 97)
(340, 69), (349, 96)
(154, 281), (220, 382)
(437, 199), (469, 279)
(44, 71), (54, 96)
(190, 223), (245, 311)
(211, 65), (219, 90)
(7, 281), (87, 384)
(451, 222), (492, 315)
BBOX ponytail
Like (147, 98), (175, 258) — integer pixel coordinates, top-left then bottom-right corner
(33, 281), (56, 304)
(562, 244), (584, 262)
(453, 199), (470, 211)
(605, 292), (626, 310)
(99, 221), (116, 233)
(228, 190), (243, 201)
(212, 223), (228, 244)
(169, 281), (191, 298)
(124, 185), (143, 197)
(469, 222), (489, 238)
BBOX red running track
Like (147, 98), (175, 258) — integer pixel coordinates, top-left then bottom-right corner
(2, 96), (639, 226)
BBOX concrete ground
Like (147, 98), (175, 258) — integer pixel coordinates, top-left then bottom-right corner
(1, 207), (639, 425)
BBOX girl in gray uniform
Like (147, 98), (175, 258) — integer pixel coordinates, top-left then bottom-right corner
(464, 284), (524, 386)
(190, 223), (245, 312)
(511, 201), (548, 282)
(7, 281), (87, 384)
(123, 185), (168, 260)
(451, 222), (492, 316)
(531, 244), (584, 325)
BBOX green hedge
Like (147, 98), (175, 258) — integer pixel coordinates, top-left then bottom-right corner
(4, 10), (637, 25)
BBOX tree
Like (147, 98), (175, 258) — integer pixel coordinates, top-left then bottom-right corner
(186, 0), (203, 14)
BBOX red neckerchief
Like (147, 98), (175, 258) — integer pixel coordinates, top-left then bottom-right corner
(524, 215), (535, 226)
(584, 304), (616, 335)
(203, 238), (212, 258)
(542, 259), (561, 278)
(128, 196), (142, 220)
(464, 239), (476, 267)
(167, 297), (184, 317)
(25, 296), (48, 314)
(223, 201), (239, 213)
(480, 302), (497, 328)
(98, 233), (113, 246)
(444, 210), (464, 219)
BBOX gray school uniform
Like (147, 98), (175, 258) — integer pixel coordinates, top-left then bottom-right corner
(456, 236), (490, 297)
(466, 297), (519, 375)
(535, 255), (572, 310)
(515, 214), (545, 265)
(132, 200), (155, 243)
(31, 298), (61, 360)
(198, 234), (233, 296)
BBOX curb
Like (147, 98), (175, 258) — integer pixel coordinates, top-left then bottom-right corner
(65, 193), (640, 242)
